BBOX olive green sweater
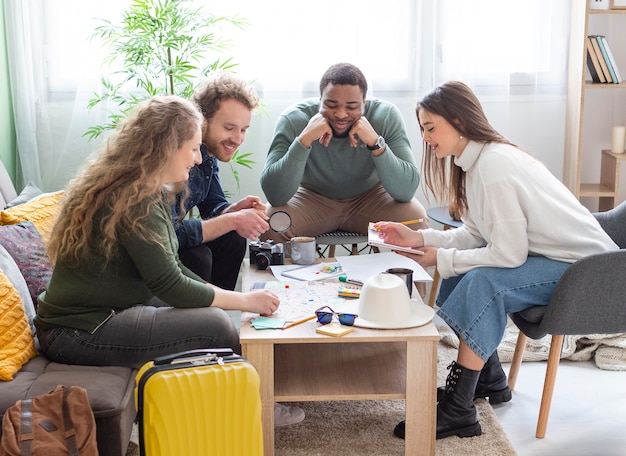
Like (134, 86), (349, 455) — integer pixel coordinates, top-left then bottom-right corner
(35, 195), (215, 334)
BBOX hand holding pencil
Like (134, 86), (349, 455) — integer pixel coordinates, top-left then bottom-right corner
(372, 219), (425, 250)
(371, 218), (425, 232)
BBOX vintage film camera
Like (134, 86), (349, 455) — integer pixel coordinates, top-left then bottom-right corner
(249, 240), (285, 270)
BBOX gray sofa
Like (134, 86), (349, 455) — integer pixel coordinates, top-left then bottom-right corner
(0, 163), (137, 456)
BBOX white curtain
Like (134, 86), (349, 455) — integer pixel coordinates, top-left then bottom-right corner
(4, 0), (570, 197)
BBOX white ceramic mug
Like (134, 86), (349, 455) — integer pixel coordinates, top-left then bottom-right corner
(286, 236), (316, 265)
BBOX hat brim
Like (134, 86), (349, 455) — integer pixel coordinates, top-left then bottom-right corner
(354, 301), (435, 329)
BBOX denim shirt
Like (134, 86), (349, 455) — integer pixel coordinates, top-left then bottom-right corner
(172, 145), (230, 249)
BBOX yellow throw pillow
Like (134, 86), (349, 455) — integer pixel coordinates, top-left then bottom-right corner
(0, 191), (63, 244)
(0, 269), (38, 381)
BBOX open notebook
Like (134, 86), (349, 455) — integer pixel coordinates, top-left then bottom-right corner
(367, 223), (425, 255)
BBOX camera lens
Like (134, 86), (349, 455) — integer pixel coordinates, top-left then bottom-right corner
(256, 253), (270, 270)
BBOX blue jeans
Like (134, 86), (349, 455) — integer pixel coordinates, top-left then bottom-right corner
(179, 230), (246, 291)
(436, 257), (571, 362)
(37, 298), (240, 369)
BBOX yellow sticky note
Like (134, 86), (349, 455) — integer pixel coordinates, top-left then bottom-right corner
(315, 323), (355, 337)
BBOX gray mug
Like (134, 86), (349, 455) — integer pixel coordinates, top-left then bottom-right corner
(385, 267), (413, 297)
(286, 236), (316, 265)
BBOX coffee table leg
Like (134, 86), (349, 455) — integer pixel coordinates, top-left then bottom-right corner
(405, 339), (437, 456)
(243, 342), (275, 456)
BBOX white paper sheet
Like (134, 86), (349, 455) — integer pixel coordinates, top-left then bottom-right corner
(269, 263), (344, 281)
(335, 251), (432, 283)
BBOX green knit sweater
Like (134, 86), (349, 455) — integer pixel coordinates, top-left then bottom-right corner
(35, 194), (215, 334)
(260, 97), (420, 206)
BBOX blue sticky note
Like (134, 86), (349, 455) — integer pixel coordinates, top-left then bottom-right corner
(251, 316), (286, 330)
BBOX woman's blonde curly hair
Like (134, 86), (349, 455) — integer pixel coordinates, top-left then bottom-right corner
(47, 95), (203, 265)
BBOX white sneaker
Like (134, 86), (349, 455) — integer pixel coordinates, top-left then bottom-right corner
(274, 402), (305, 426)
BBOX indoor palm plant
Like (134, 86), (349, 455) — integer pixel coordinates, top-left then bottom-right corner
(85, 0), (255, 193)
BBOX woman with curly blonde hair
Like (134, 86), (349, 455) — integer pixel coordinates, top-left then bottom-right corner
(35, 95), (279, 368)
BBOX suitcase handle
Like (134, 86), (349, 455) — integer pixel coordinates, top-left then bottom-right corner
(153, 348), (234, 366)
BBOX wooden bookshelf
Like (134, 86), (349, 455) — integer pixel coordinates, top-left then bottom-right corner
(579, 150), (626, 211)
(564, 4), (626, 210)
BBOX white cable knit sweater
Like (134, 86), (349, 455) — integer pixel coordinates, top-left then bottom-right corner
(421, 141), (618, 279)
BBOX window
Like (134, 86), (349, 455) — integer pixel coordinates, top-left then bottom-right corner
(434, 0), (568, 91)
(214, 0), (419, 94)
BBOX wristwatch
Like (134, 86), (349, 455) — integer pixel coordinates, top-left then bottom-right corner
(367, 135), (386, 151)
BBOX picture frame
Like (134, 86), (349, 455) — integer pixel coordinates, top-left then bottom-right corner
(611, 0), (626, 9)
(590, 0), (610, 9)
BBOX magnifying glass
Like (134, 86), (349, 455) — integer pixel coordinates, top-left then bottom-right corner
(268, 210), (291, 233)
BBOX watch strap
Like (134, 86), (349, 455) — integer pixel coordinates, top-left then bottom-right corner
(367, 136), (385, 151)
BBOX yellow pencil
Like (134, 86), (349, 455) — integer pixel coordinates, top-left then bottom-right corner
(400, 218), (426, 226)
(282, 315), (317, 330)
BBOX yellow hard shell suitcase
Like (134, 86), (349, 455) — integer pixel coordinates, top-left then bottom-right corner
(135, 348), (263, 456)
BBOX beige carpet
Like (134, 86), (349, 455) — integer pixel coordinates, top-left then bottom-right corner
(274, 341), (517, 456)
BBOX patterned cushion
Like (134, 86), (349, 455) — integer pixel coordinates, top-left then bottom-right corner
(0, 222), (52, 306)
(0, 243), (36, 331)
(0, 191), (63, 244)
(0, 269), (38, 381)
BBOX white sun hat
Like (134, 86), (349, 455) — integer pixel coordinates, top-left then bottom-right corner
(354, 273), (435, 329)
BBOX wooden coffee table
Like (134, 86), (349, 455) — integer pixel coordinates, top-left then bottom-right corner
(239, 259), (439, 456)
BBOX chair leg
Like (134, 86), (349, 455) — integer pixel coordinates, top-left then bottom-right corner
(536, 334), (564, 439)
(427, 222), (452, 308)
(427, 267), (440, 308)
(328, 245), (336, 258)
(350, 244), (359, 255)
(507, 331), (528, 391)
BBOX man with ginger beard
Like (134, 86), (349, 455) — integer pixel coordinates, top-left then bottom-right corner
(172, 73), (269, 291)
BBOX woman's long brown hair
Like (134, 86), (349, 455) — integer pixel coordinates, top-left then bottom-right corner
(417, 81), (512, 218)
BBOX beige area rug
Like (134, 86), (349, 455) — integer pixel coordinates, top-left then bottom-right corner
(274, 338), (516, 456)
(498, 318), (626, 372)
(440, 316), (626, 372)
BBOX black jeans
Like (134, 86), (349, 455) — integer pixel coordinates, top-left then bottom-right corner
(178, 230), (247, 290)
(37, 298), (241, 369)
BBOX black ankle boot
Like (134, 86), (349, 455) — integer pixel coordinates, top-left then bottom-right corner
(474, 351), (511, 404)
(394, 361), (482, 440)
(436, 361), (482, 439)
(436, 351), (512, 404)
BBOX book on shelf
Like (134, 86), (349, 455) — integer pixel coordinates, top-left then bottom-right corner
(585, 35), (606, 83)
(598, 35), (622, 84)
(589, 35), (613, 83)
(594, 35), (618, 84)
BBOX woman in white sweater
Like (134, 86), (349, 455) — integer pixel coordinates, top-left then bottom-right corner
(376, 81), (618, 441)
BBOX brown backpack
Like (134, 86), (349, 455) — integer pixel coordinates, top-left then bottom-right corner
(0, 385), (98, 456)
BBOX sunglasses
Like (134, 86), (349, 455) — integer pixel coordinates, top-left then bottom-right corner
(315, 306), (358, 327)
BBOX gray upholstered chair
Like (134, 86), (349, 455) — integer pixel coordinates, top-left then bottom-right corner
(507, 200), (626, 438)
